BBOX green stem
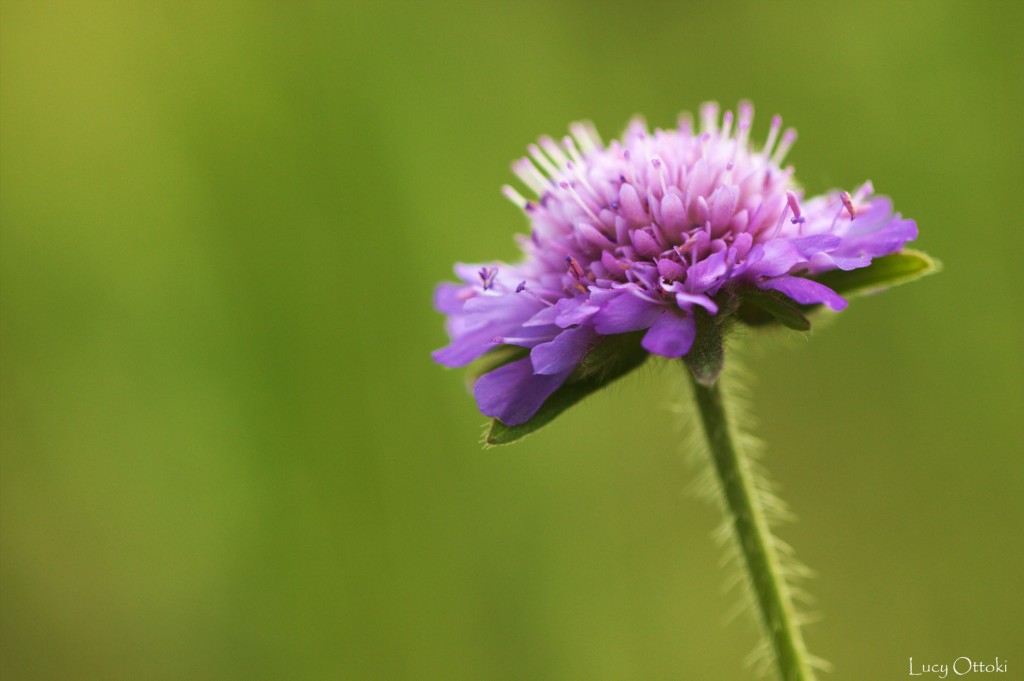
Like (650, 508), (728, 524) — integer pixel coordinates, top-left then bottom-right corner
(691, 376), (816, 681)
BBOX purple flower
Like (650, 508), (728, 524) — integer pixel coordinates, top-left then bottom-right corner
(434, 102), (918, 426)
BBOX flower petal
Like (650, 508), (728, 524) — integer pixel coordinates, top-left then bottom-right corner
(790, 234), (841, 257)
(657, 258), (686, 281)
(473, 357), (572, 426)
(674, 291), (719, 315)
(760, 275), (847, 311)
(434, 283), (470, 314)
(432, 329), (498, 367)
(685, 248), (729, 291)
(530, 325), (596, 375)
(554, 297), (600, 327)
(808, 252), (870, 273)
(841, 218), (918, 257)
(522, 305), (559, 327)
(641, 311), (696, 358)
(592, 291), (665, 334)
(747, 240), (804, 277)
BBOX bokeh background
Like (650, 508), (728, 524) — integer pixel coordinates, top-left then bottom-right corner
(2, 1), (1022, 679)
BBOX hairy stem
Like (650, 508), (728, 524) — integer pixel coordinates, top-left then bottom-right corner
(691, 376), (817, 681)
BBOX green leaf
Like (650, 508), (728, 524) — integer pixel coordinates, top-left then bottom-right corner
(485, 332), (647, 446)
(682, 309), (726, 387)
(809, 249), (940, 299)
(735, 287), (812, 331)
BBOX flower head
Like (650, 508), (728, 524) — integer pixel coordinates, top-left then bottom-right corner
(434, 101), (918, 426)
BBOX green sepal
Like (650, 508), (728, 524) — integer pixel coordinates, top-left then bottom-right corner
(735, 287), (812, 331)
(682, 308), (727, 387)
(485, 332), (647, 446)
(807, 249), (940, 299)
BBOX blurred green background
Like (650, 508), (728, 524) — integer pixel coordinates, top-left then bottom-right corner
(2, 1), (1022, 679)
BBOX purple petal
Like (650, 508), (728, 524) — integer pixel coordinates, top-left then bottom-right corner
(618, 183), (647, 224)
(434, 283), (469, 314)
(840, 218), (918, 258)
(709, 185), (738, 229)
(732, 232), (754, 259)
(660, 191), (687, 232)
(432, 328), (498, 367)
(760, 275), (847, 311)
(632, 229), (662, 258)
(808, 252), (870, 273)
(685, 248), (729, 291)
(453, 262), (484, 283)
(554, 297), (600, 327)
(522, 305), (559, 327)
(576, 222), (616, 250)
(462, 291), (539, 321)
(746, 239), (804, 277)
(842, 196), (894, 236)
(641, 311), (696, 358)
(592, 291), (665, 334)
(530, 326), (596, 375)
(657, 258), (686, 281)
(492, 325), (560, 348)
(790, 234), (841, 257)
(473, 357), (572, 426)
(674, 291), (719, 315)
(600, 250), (628, 277)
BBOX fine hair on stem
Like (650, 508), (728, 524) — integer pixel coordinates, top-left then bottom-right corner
(671, 348), (831, 679)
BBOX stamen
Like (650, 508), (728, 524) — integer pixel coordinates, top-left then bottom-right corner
(763, 114), (782, 158)
(564, 256), (591, 293)
(698, 132), (711, 159)
(562, 135), (585, 166)
(515, 281), (555, 306)
(539, 135), (569, 167)
(513, 158), (547, 194)
(673, 234), (698, 268)
(677, 111), (694, 135)
(566, 161), (599, 199)
(618, 147), (643, 186)
(829, 205), (844, 231)
(559, 181), (600, 222)
(828, 192), (856, 231)
(651, 157), (669, 196)
(839, 191), (856, 219)
(622, 149), (638, 185)
(770, 128), (798, 165)
(527, 144), (559, 177)
(492, 335), (549, 345)
(700, 101), (720, 133)
(502, 185), (531, 211)
(565, 255), (586, 281)
(736, 100), (753, 147)
(747, 200), (765, 235)
(725, 139), (741, 172)
(770, 203), (791, 239)
(569, 121), (601, 153)
(721, 110), (734, 139)
(478, 267), (498, 290)
(786, 190), (805, 223)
